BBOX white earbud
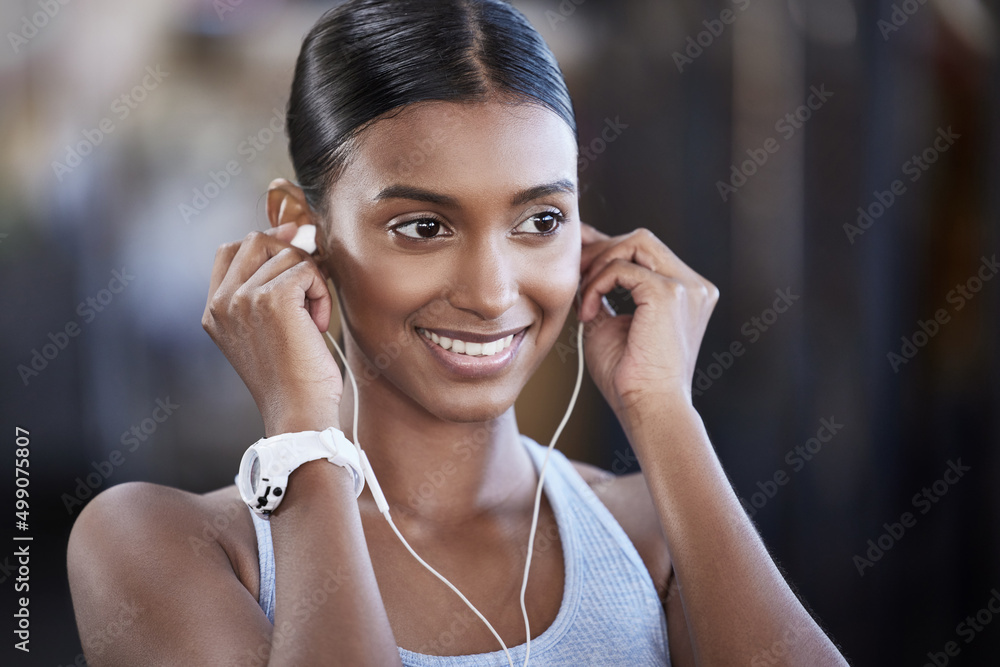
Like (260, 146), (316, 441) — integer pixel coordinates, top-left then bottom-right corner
(290, 223), (318, 255)
(290, 221), (586, 667)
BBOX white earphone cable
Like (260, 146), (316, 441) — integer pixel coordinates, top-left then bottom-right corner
(518, 316), (584, 666)
(320, 284), (586, 667)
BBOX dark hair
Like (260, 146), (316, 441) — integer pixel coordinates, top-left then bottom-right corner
(286, 0), (577, 213)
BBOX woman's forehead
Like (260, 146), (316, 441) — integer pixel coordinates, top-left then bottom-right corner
(336, 100), (579, 201)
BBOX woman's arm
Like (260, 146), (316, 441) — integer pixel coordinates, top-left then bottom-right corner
(265, 455), (404, 666)
(622, 394), (847, 666)
(66, 464), (403, 667)
(574, 222), (848, 666)
(197, 222), (404, 666)
(66, 222), (405, 665)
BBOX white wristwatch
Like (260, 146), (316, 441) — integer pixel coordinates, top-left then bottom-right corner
(237, 426), (365, 517)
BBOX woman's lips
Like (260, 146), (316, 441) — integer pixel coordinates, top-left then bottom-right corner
(416, 326), (528, 378)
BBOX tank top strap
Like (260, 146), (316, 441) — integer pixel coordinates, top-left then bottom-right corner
(237, 474), (277, 624)
(518, 435), (657, 584)
(251, 511), (277, 622)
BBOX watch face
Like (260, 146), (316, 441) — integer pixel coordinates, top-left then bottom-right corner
(250, 452), (260, 492)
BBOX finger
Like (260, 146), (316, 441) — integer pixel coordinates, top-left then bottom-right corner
(216, 229), (311, 301)
(580, 223), (613, 276)
(243, 247), (333, 332)
(270, 221), (299, 243)
(241, 246), (315, 292)
(581, 228), (695, 289)
(579, 257), (672, 322)
(580, 221), (611, 243)
(206, 242), (240, 310)
(580, 244), (608, 280)
(266, 261), (334, 332)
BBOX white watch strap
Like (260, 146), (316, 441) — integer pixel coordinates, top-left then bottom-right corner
(260, 427), (365, 497)
(318, 427), (365, 497)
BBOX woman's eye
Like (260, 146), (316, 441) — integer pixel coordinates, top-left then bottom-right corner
(515, 211), (565, 235)
(393, 212), (565, 240)
(394, 218), (450, 240)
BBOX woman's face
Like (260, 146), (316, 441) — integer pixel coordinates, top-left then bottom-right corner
(319, 99), (581, 423)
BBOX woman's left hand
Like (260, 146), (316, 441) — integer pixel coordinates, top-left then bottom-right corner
(576, 222), (719, 416)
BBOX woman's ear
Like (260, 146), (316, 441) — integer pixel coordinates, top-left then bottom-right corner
(266, 178), (330, 270)
(267, 178), (313, 229)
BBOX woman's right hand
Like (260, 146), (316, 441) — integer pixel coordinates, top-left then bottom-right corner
(201, 222), (344, 436)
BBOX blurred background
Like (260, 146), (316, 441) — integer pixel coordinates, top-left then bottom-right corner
(1, 0), (998, 664)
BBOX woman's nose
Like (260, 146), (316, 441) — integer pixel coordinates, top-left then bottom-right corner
(446, 237), (519, 320)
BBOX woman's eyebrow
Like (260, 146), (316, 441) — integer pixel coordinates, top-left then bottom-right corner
(373, 179), (577, 207)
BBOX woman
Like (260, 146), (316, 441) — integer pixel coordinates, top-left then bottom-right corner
(67, 1), (850, 665)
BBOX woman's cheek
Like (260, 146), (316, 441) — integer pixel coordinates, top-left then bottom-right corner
(522, 250), (579, 343)
(538, 244), (581, 307)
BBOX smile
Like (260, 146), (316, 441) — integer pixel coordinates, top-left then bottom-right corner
(415, 326), (529, 379)
(416, 327), (514, 357)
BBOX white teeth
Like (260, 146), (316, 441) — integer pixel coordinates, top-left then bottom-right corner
(418, 328), (517, 357)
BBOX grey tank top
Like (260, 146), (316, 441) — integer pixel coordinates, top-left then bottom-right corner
(243, 434), (671, 666)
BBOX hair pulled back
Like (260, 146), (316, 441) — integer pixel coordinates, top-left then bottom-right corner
(286, 0), (577, 212)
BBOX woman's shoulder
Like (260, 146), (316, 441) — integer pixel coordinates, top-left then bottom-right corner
(67, 480), (260, 602)
(565, 456), (673, 600)
(67, 482), (279, 663)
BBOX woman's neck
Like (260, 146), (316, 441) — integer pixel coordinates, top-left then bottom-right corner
(337, 365), (536, 527)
